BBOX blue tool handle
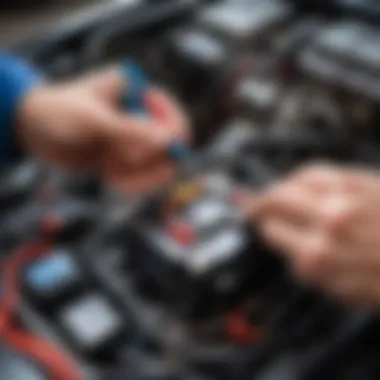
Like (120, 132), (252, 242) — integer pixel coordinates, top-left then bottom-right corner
(120, 61), (190, 162)
(121, 61), (149, 114)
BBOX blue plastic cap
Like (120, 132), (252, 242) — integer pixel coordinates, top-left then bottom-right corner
(121, 60), (150, 114)
(25, 250), (80, 294)
(168, 141), (191, 162)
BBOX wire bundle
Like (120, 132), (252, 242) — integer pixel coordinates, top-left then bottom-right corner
(0, 242), (84, 380)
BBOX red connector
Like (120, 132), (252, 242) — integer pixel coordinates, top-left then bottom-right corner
(225, 309), (262, 346)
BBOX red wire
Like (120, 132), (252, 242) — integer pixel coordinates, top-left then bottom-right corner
(4, 328), (83, 380)
(0, 242), (84, 380)
(0, 242), (47, 331)
(225, 310), (262, 346)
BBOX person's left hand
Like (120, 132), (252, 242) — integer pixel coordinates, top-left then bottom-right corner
(17, 68), (189, 195)
(246, 164), (380, 309)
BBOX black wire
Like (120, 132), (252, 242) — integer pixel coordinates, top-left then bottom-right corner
(241, 134), (350, 158)
(299, 310), (375, 380)
(81, 0), (202, 68)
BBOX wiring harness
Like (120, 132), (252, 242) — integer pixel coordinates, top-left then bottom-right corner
(0, 242), (84, 380)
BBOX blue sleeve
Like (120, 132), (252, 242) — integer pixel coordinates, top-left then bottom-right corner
(0, 53), (42, 164)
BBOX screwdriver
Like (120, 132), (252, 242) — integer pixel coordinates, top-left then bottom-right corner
(121, 60), (190, 163)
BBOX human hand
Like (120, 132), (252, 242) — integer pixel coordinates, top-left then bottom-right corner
(16, 68), (189, 195)
(246, 165), (380, 309)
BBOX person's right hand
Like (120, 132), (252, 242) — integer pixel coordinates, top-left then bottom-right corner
(244, 165), (380, 310)
(17, 68), (189, 195)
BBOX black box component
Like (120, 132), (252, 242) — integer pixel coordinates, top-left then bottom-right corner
(40, 201), (97, 242)
(334, 0), (380, 24)
(125, 171), (279, 321)
(163, 28), (229, 101)
(299, 21), (380, 100)
(23, 249), (85, 309)
(0, 204), (43, 252)
(58, 292), (128, 361)
(195, 0), (293, 48)
(0, 162), (43, 214)
(63, 175), (103, 198)
(161, 27), (235, 144)
(234, 76), (282, 122)
(298, 20), (380, 135)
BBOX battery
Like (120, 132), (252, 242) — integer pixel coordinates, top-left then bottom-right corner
(126, 171), (279, 320)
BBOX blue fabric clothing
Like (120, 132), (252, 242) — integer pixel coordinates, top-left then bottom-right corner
(0, 53), (41, 163)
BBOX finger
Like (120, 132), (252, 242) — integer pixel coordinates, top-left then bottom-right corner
(319, 194), (360, 236)
(360, 275), (380, 310)
(231, 189), (258, 218)
(145, 89), (190, 141)
(113, 116), (173, 165)
(259, 217), (311, 258)
(103, 149), (174, 181)
(28, 129), (105, 173)
(276, 227), (334, 285)
(256, 184), (320, 226)
(39, 148), (98, 173)
(110, 163), (175, 196)
(321, 272), (380, 308)
(291, 164), (347, 192)
(339, 242), (380, 275)
(83, 67), (127, 103)
(261, 219), (335, 287)
(292, 164), (378, 194)
(101, 139), (174, 181)
(323, 275), (369, 306)
(309, 232), (380, 289)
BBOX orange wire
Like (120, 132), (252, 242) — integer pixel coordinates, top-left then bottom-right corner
(0, 242), (84, 380)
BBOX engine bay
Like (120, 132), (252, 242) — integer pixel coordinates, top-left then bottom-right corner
(2, 1), (380, 379)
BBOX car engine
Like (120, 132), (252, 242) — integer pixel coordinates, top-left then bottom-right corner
(2, 1), (380, 380)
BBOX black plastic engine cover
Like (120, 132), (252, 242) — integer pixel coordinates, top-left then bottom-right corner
(124, 172), (280, 321)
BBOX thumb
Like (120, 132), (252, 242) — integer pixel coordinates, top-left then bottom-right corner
(85, 67), (127, 103)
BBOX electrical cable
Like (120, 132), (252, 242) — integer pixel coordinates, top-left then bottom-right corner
(0, 242), (84, 380)
(81, 0), (201, 68)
